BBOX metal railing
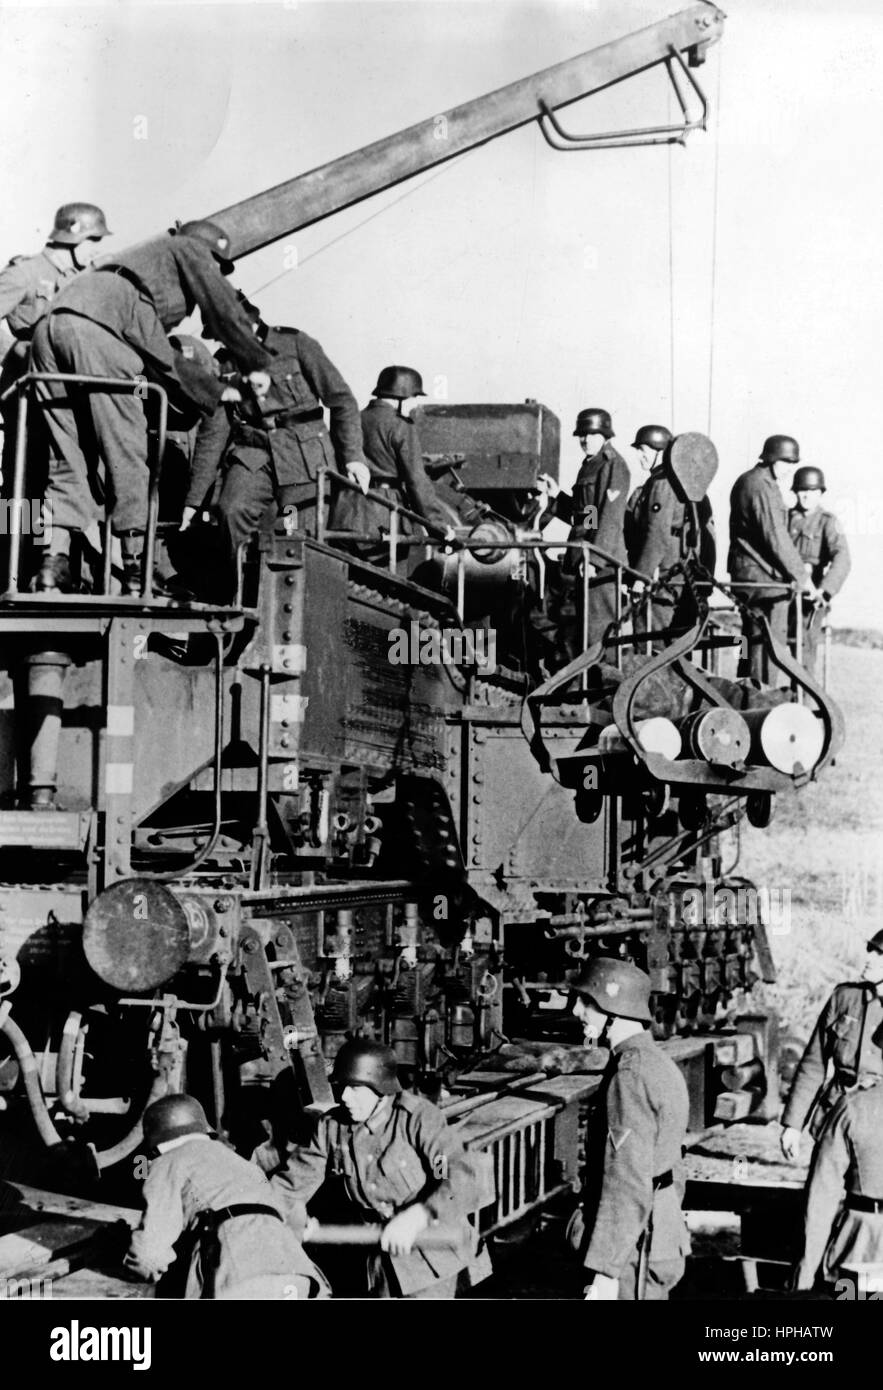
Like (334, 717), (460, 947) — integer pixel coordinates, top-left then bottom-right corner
(463, 1107), (572, 1236)
(0, 381), (832, 688)
(0, 370), (168, 598)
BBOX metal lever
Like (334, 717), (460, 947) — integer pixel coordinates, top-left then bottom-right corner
(537, 46), (709, 152)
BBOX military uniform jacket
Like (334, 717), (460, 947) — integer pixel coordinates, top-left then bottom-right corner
(127, 1136), (328, 1299)
(38, 270), (224, 416)
(629, 466), (717, 578)
(330, 398), (448, 538)
(102, 234), (270, 374)
(552, 442), (630, 567)
(728, 464), (807, 588)
(582, 1031), (690, 1280)
(0, 248), (79, 342)
(796, 1084), (883, 1288)
(787, 506), (851, 599)
(185, 327), (364, 507)
(270, 1091), (485, 1295)
(782, 983), (883, 1134)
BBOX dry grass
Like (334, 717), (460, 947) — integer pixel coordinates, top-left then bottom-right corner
(736, 645), (883, 1039)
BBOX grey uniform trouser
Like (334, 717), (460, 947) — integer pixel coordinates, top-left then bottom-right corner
(31, 311), (151, 534)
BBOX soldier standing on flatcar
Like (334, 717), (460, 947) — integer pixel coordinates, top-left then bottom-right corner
(182, 299), (368, 596)
(567, 957), (690, 1301)
(328, 365), (451, 567)
(30, 220), (271, 594)
(628, 428), (716, 640)
(728, 434), (822, 683)
(264, 1039), (489, 1299)
(542, 407), (631, 656)
(0, 204), (111, 575)
(787, 465), (851, 677)
(780, 930), (883, 1163)
(624, 424), (672, 566)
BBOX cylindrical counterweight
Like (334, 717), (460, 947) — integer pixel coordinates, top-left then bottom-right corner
(598, 716), (682, 760)
(677, 707), (751, 768)
(742, 703), (825, 774)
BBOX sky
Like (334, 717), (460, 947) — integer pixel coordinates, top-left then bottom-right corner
(1, 0), (881, 627)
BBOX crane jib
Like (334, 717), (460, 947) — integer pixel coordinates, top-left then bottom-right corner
(209, 4), (725, 259)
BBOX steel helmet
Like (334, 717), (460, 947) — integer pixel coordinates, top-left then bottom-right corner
(49, 203), (111, 245)
(331, 1039), (401, 1095)
(570, 956), (652, 1022)
(142, 1093), (212, 1151)
(792, 465), (826, 492)
(573, 408), (613, 439)
(631, 424), (672, 451)
(867, 928), (883, 954)
(175, 219), (235, 273)
(372, 366), (426, 400)
(761, 434), (800, 465)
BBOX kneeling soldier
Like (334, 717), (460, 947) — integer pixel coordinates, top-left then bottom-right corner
(568, 957), (690, 1301)
(125, 1094), (329, 1300)
(267, 1039), (490, 1299)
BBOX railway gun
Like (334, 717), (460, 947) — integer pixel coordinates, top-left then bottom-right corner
(0, 4), (844, 1235)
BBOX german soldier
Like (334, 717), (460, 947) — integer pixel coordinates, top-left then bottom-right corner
(626, 425), (716, 640)
(568, 957), (690, 1301)
(787, 465), (850, 676)
(182, 299), (368, 596)
(794, 1067), (883, 1293)
(728, 435), (821, 683)
(624, 424), (672, 565)
(31, 220), (271, 593)
(543, 407), (631, 655)
(125, 1094), (329, 1300)
(265, 1039), (490, 1299)
(328, 366), (450, 567)
(780, 930), (883, 1162)
(0, 204), (111, 570)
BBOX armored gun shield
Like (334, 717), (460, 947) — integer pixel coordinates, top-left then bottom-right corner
(668, 432), (718, 502)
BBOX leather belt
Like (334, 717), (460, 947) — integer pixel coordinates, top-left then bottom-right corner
(235, 406), (323, 437)
(652, 1170), (674, 1191)
(194, 1202), (283, 1299)
(846, 1193), (883, 1214)
(96, 263), (152, 298)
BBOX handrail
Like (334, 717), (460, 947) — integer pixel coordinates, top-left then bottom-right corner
(1, 370), (168, 599)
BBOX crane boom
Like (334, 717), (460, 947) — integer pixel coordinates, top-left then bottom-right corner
(211, 4), (725, 259)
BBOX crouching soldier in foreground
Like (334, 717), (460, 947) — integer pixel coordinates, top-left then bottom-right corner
(265, 1039), (491, 1298)
(567, 957), (690, 1300)
(125, 1094), (329, 1299)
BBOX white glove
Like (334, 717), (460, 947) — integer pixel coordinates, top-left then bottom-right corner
(346, 461), (371, 495)
(179, 506), (197, 532)
(220, 386), (242, 403)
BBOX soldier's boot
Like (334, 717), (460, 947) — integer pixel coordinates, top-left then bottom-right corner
(120, 530), (190, 601)
(34, 529), (73, 594)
